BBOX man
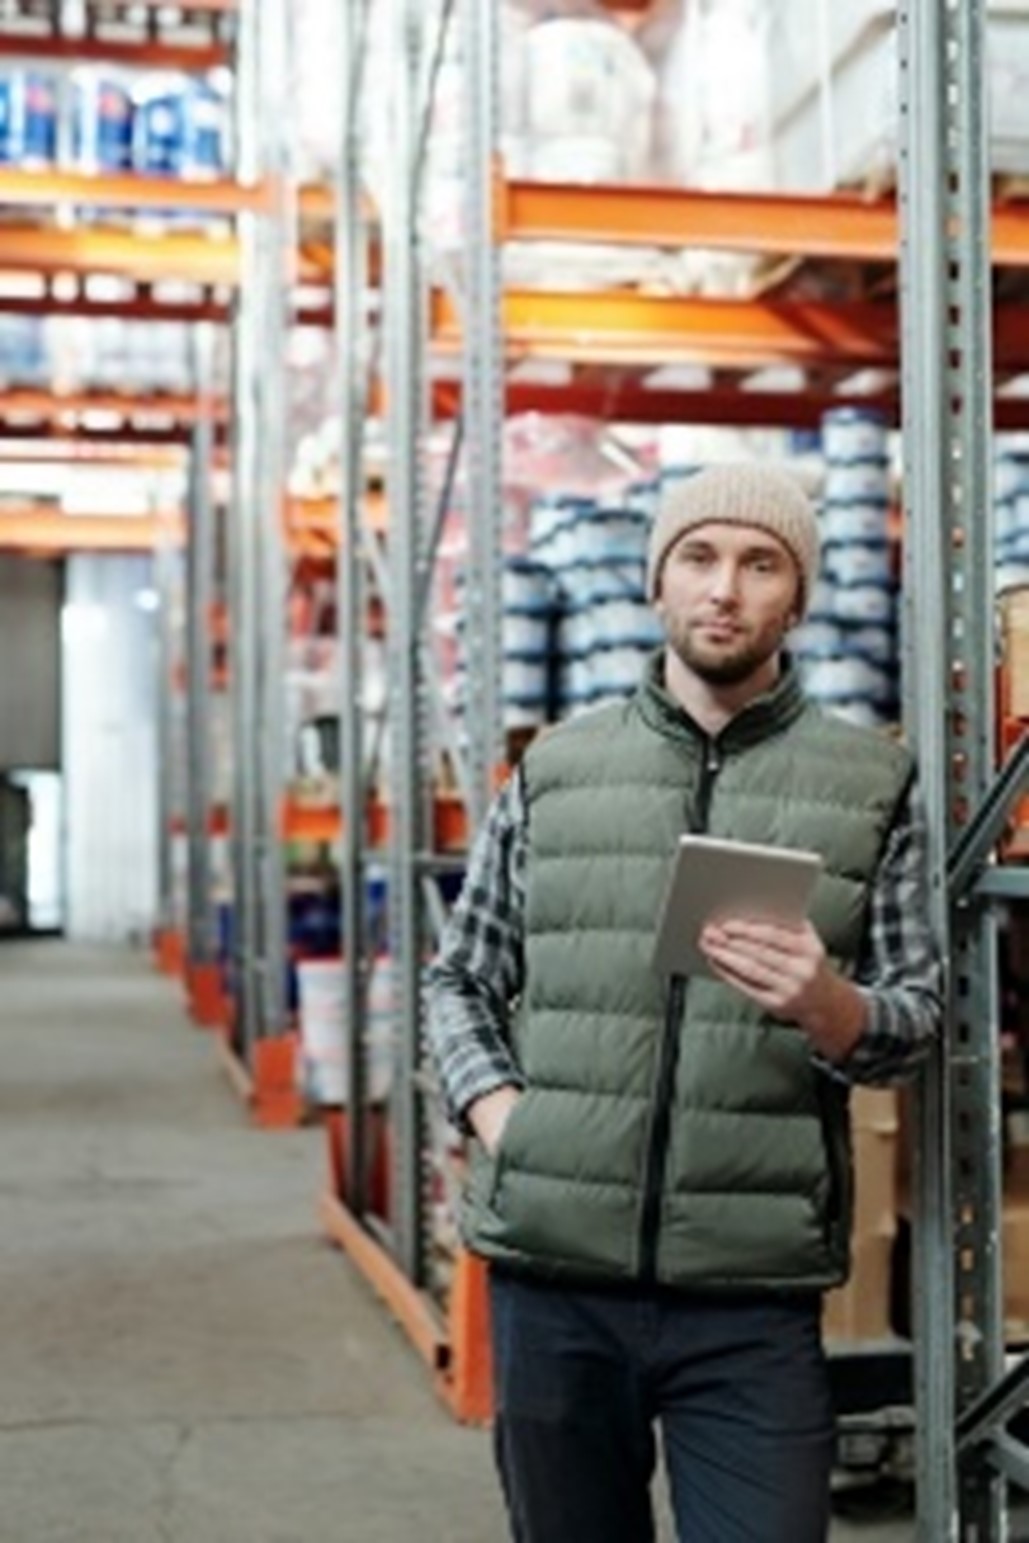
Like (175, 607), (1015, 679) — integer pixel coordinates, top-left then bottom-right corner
(429, 462), (943, 1543)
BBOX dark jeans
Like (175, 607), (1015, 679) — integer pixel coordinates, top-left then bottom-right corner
(489, 1269), (835, 1543)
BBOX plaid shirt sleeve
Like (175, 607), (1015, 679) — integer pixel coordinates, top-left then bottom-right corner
(816, 774), (945, 1084)
(427, 770), (528, 1129)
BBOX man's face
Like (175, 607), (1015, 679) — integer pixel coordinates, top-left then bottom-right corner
(654, 521), (802, 687)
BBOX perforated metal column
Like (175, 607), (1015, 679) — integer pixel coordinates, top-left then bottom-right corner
(184, 325), (216, 969)
(461, 0), (504, 827)
(898, 0), (1004, 1535)
(228, 0), (292, 1055)
(337, 0), (372, 1214)
(385, 0), (430, 1282)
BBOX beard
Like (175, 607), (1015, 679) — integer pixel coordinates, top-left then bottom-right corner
(664, 615), (792, 687)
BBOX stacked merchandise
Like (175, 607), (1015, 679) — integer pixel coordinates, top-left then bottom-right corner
(530, 490), (660, 717)
(0, 316), (48, 386)
(295, 876), (393, 1109)
(521, 12), (654, 184)
(793, 408), (899, 728)
(0, 64), (229, 180)
(994, 439), (1029, 595)
(452, 551), (554, 732)
(496, 557), (555, 729)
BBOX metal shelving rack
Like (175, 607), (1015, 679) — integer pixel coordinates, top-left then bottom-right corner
(223, 0), (295, 1118)
(899, 1), (1029, 1535)
(0, 0), (304, 1110)
(320, 0), (503, 1421)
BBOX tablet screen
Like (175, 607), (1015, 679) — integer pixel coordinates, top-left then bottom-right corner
(652, 834), (823, 980)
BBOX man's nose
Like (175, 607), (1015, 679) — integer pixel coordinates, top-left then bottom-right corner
(708, 563), (741, 602)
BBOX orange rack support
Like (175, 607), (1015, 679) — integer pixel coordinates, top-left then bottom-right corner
(319, 1183), (453, 1388)
(154, 927), (185, 978)
(438, 1250), (494, 1426)
(251, 1033), (305, 1129)
(213, 1026), (304, 1129)
(186, 961), (227, 1031)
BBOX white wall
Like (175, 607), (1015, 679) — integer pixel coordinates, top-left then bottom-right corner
(63, 555), (159, 943)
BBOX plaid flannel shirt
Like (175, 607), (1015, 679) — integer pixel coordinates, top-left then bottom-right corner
(428, 765), (944, 1131)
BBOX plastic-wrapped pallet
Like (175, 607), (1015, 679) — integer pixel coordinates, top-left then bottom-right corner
(656, 0), (772, 189)
(653, 0), (772, 295)
(770, 0), (1029, 191)
(523, 16), (655, 183)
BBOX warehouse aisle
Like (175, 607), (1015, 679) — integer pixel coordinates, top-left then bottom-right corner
(0, 941), (915, 1543)
(0, 942), (504, 1543)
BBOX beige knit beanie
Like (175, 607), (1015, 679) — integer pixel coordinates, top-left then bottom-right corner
(647, 463), (820, 614)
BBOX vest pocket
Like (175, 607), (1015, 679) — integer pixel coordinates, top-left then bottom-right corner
(488, 1088), (534, 1212)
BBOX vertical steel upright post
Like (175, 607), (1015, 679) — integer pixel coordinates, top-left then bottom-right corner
(337, 0), (371, 1211)
(461, 0), (504, 825)
(228, 0), (262, 1058)
(154, 524), (179, 939)
(253, 0), (292, 1045)
(385, 0), (428, 1280)
(897, 0), (1003, 1536)
(229, 0), (292, 1056)
(184, 323), (216, 969)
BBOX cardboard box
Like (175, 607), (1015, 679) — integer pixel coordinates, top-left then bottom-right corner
(824, 1089), (899, 1343)
(1003, 1147), (1029, 1335)
(1000, 587), (1029, 722)
(824, 1234), (895, 1342)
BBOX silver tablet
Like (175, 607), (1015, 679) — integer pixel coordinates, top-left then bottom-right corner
(652, 834), (824, 980)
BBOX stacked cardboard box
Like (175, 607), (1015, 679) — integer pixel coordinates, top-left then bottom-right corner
(824, 1087), (899, 1342)
(999, 587), (1029, 859)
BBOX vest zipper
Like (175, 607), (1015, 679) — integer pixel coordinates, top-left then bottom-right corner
(638, 737), (722, 1283)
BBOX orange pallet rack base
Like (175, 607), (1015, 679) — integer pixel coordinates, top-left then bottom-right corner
(214, 1028), (306, 1130)
(186, 961), (229, 1030)
(153, 927), (185, 978)
(320, 1114), (494, 1425)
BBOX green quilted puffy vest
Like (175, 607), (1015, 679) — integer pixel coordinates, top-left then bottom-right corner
(462, 659), (914, 1293)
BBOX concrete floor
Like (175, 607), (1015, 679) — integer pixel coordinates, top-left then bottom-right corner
(0, 941), (920, 1542)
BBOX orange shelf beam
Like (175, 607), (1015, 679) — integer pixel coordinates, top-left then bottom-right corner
(0, 225), (240, 287)
(0, 168), (269, 216)
(498, 179), (1029, 269)
(432, 287), (900, 370)
(499, 180), (898, 260)
(434, 289), (1029, 373)
(0, 508), (182, 554)
(0, 226), (326, 288)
